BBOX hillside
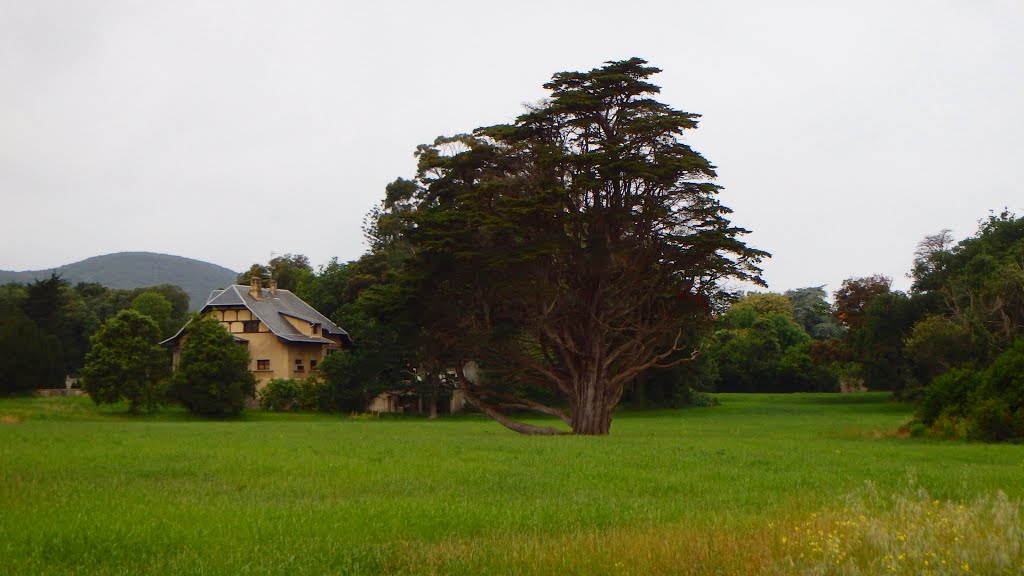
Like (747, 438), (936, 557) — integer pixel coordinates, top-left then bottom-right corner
(0, 252), (238, 310)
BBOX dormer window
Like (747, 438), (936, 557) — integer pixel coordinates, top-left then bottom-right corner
(312, 324), (320, 336)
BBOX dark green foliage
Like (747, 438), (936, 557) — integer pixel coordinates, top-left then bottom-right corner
(900, 212), (1024, 441)
(777, 341), (840, 392)
(850, 291), (921, 393)
(623, 358), (718, 408)
(318, 345), (406, 413)
(831, 277), (922, 394)
(705, 293), (840, 393)
(904, 315), (979, 395)
(373, 59), (766, 434)
(918, 368), (978, 426)
(0, 314), (65, 394)
(918, 338), (1024, 441)
(968, 398), (1016, 442)
(299, 258), (353, 323)
(784, 286), (845, 340)
(80, 310), (169, 412)
(257, 378), (324, 412)
(912, 212), (1024, 356)
(1, 276), (191, 381)
(130, 291), (174, 338)
(169, 316), (256, 417)
(21, 274), (65, 335)
(237, 254), (313, 292)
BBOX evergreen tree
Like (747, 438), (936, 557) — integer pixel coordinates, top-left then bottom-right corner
(374, 59), (766, 434)
(170, 316), (256, 416)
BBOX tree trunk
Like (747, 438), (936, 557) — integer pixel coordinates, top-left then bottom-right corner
(572, 395), (612, 435)
(427, 390), (438, 419)
(571, 370), (613, 435)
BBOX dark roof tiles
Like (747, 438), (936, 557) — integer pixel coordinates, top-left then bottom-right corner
(162, 285), (350, 346)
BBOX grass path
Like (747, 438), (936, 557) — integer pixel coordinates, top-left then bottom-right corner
(1, 394), (1021, 574)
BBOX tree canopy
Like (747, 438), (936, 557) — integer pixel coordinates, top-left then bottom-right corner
(371, 58), (767, 435)
(169, 316), (256, 417)
(80, 309), (169, 412)
(237, 254), (314, 292)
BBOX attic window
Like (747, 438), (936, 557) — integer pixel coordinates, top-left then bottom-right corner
(243, 321), (259, 333)
(312, 324), (320, 336)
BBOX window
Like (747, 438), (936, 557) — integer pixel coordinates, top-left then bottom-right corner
(310, 359), (318, 371)
(312, 324), (320, 336)
(256, 359), (270, 371)
(294, 359), (304, 372)
(243, 321), (260, 333)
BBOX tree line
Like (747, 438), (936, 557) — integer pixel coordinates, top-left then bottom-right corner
(2, 58), (1021, 440)
(0, 277), (189, 395)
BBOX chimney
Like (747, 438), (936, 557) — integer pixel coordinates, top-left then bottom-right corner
(269, 279), (278, 297)
(249, 277), (262, 301)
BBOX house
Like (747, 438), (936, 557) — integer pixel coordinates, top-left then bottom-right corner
(162, 278), (351, 385)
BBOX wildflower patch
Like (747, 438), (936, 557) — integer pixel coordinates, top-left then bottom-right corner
(773, 485), (1023, 575)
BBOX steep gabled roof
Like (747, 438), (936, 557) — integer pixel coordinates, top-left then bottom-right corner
(162, 285), (351, 346)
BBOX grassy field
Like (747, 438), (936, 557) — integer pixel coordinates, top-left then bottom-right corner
(1, 393), (1021, 575)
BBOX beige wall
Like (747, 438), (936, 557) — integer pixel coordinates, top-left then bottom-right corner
(282, 314), (313, 337)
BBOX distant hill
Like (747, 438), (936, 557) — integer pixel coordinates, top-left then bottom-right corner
(0, 252), (238, 310)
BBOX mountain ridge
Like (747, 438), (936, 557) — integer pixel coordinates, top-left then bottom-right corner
(0, 252), (239, 310)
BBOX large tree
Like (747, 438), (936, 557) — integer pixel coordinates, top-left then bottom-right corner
(169, 316), (256, 417)
(80, 309), (169, 412)
(379, 59), (766, 435)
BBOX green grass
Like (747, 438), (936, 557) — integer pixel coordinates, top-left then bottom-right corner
(1, 394), (1021, 575)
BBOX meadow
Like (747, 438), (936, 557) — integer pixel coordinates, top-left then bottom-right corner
(1, 393), (1021, 575)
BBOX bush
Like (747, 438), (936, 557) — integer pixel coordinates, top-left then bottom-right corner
(917, 338), (1024, 441)
(968, 397), (1014, 442)
(918, 367), (978, 426)
(258, 378), (323, 412)
(170, 316), (256, 417)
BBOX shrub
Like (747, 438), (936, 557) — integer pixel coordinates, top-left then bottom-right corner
(917, 338), (1024, 441)
(968, 397), (1014, 442)
(169, 316), (256, 417)
(258, 378), (323, 412)
(918, 367), (978, 426)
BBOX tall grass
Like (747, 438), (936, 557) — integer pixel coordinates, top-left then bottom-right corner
(1, 393), (1021, 575)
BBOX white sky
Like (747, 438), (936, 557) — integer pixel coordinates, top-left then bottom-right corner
(2, 0), (1022, 294)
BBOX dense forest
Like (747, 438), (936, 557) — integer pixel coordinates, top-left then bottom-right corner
(0, 278), (190, 392)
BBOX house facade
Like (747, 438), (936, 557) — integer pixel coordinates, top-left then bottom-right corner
(163, 278), (351, 385)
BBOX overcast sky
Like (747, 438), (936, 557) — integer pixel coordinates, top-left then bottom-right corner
(2, 0), (1022, 294)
